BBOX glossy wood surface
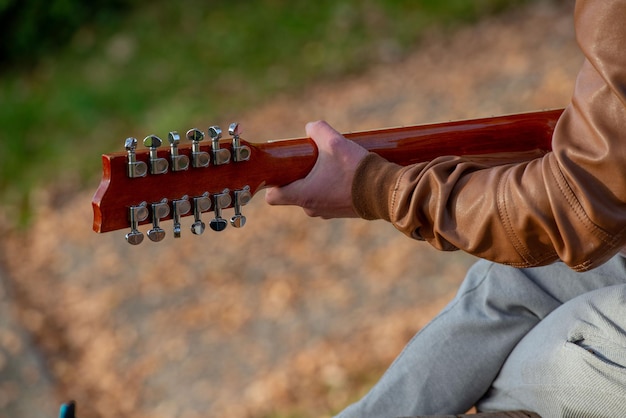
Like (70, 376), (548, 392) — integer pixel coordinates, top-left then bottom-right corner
(92, 108), (562, 233)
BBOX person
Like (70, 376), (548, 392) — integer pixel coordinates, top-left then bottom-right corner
(265, 1), (626, 417)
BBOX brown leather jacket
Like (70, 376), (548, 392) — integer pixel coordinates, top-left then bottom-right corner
(351, 0), (626, 272)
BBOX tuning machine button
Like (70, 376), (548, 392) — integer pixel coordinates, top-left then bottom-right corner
(168, 131), (190, 171)
(172, 195), (192, 238)
(147, 199), (170, 242)
(191, 192), (212, 235)
(186, 128), (210, 168)
(143, 135), (169, 175)
(126, 202), (149, 245)
(125, 138), (148, 178)
(230, 186), (252, 228)
(210, 189), (232, 232)
(229, 123), (251, 162)
(209, 126), (231, 165)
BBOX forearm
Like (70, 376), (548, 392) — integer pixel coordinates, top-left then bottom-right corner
(352, 0), (626, 271)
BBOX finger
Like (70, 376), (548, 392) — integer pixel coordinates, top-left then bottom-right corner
(264, 182), (303, 206)
(264, 186), (287, 206)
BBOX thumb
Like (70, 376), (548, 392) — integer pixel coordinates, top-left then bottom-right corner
(305, 120), (340, 146)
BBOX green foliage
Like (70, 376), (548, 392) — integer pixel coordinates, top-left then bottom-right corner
(0, 0), (134, 66)
(0, 0), (526, 223)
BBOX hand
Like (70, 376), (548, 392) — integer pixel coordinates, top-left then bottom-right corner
(265, 120), (370, 219)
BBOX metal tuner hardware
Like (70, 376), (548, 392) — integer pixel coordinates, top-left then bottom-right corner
(191, 192), (212, 235)
(124, 137), (148, 178)
(209, 126), (231, 165)
(147, 199), (170, 242)
(168, 131), (190, 171)
(210, 189), (232, 232)
(143, 135), (169, 175)
(229, 123), (251, 162)
(172, 195), (192, 238)
(126, 202), (149, 245)
(231, 186), (252, 228)
(186, 128), (210, 168)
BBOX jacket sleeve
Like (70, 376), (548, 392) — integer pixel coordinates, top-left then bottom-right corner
(351, 0), (626, 271)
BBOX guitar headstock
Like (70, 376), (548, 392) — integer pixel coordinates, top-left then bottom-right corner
(92, 122), (317, 245)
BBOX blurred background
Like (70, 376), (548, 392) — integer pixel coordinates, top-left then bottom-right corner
(0, 1), (578, 417)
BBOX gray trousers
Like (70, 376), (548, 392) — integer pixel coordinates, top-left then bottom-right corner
(336, 255), (626, 418)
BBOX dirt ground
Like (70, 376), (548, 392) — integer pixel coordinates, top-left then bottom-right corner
(0, 1), (580, 417)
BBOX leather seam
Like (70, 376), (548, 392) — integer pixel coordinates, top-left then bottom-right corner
(389, 166), (410, 224)
(547, 157), (624, 271)
(548, 157), (613, 245)
(497, 168), (540, 266)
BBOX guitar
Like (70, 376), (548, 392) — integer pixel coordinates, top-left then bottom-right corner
(92, 108), (563, 244)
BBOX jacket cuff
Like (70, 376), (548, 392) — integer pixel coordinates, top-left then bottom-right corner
(351, 153), (403, 221)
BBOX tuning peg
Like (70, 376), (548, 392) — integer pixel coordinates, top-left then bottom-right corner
(168, 131), (190, 171)
(230, 186), (252, 228)
(143, 135), (169, 175)
(229, 122), (251, 162)
(172, 195), (191, 238)
(210, 189), (232, 232)
(126, 202), (149, 245)
(191, 192), (212, 235)
(147, 199), (170, 242)
(209, 125), (231, 165)
(186, 128), (210, 168)
(124, 137), (148, 178)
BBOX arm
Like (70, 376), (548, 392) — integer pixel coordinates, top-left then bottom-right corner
(267, 0), (626, 271)
(354, 0), (626, 271)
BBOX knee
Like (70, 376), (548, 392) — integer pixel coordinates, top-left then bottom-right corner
(564, 284), (626, 369)
(453, 260), (561, 320)
(478, 285), (626, 416)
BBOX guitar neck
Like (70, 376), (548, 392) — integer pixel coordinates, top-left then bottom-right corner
(92, 108), (562, 237)
(260, 108), (562, 186)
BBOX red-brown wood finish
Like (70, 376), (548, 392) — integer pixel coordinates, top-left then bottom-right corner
(92, 108), (563, 233)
